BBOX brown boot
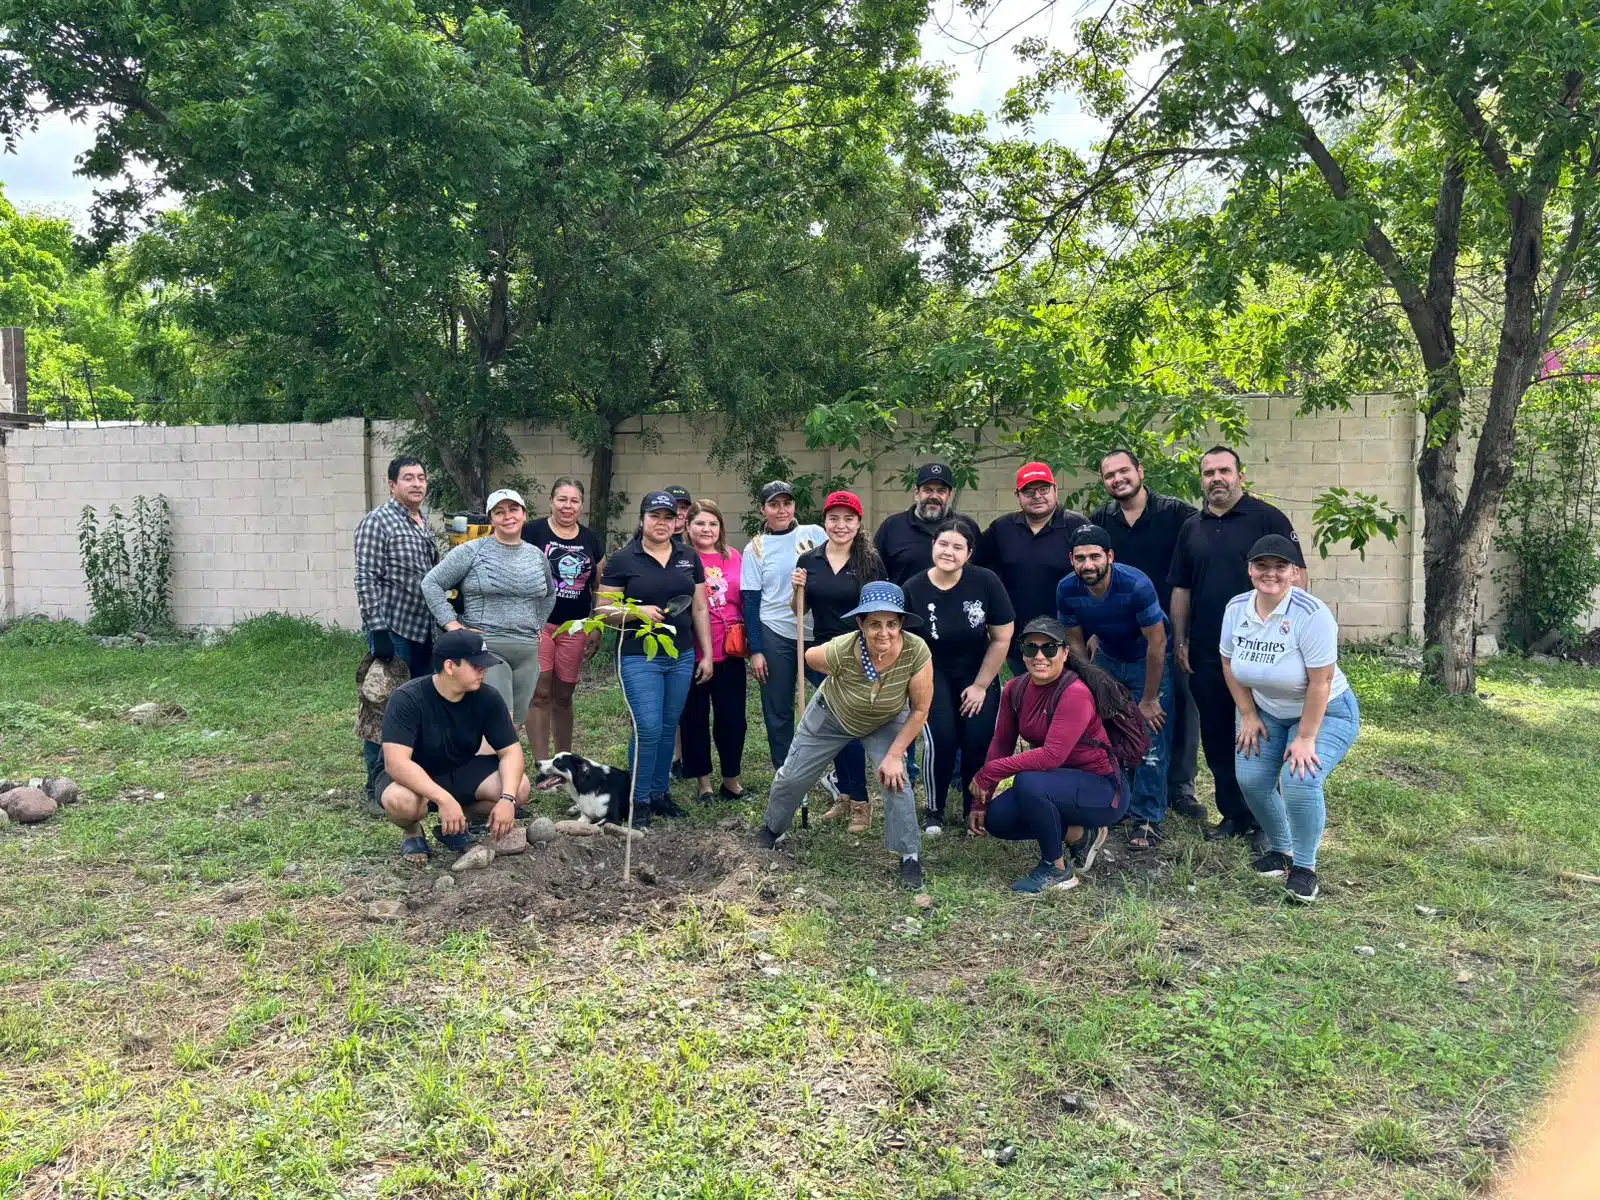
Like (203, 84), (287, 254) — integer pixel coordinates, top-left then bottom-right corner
(847, 799), (872, 833)
(819, 797), (852, 822)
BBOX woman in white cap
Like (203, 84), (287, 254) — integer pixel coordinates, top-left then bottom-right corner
(1221, 534), (1360, 904)
(421, 488), (557, 730)
(757, 581), (934, 889)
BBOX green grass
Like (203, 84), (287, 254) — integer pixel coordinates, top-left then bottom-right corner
(1, 614), (1597, 1197)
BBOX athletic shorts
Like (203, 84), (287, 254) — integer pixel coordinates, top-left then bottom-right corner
(539, 622), (588, 685)
(375, 754), (502, 810)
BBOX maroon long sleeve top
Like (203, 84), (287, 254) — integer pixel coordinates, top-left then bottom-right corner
(974, 674), (1117, 803)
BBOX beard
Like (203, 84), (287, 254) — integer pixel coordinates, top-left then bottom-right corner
(916, 499), (948, 521)
(1076, 565), (1109, 587)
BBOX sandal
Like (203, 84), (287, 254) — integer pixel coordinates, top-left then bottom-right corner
(698, 789), (716, 804)
(433, 827), (474, 855)
(400, 835), (431, 864)
(718, 783), (749, 802)
(1128, 822), (1163, 851)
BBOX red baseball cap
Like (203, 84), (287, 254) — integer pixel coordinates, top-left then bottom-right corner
(822, 490), (863, 518)
(1016, 462), (1055, 489)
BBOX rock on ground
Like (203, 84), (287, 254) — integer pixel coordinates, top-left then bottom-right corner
(365, 899), (407, 921)
(553, 819), (603, 837)
(126, 701), (189, 726)
(41, 777), (80, 805)
(0, 787), (57, 824)
(490, 827), (529, 856)
(527, 816), (559, 843)
(451, 844), (496, 872)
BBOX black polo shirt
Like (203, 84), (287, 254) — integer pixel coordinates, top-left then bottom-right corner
(874, 508), (983, 585)
(797, 544), (882, 640)
(600, 536), (706, 657)
(1167, 493), (1301, 662)
(1090, 489), (1200, 615)
(975, 507), (1088, 629)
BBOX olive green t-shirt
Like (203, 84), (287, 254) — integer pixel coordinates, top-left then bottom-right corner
(819, 631), (932, 737)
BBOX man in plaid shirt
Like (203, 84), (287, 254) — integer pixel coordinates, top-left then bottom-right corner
(355, 456), (440, 678)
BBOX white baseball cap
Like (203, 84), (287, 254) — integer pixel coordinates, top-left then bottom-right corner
(485, 488), (527, 514)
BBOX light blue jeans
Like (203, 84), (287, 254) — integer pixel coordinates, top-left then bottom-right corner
(1234, 689), (1360, 870)
(621, 651), (697, 807)
(1099, 650), (1173, 824)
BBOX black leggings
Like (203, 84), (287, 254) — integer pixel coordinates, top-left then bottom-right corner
(985, 768), (1124, 864)
(1187, 656), (1248, 822)
(924, 671), (1000, 822)
(679, 657), (747, 779)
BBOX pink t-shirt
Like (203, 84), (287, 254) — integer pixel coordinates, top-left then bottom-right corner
(698, 548), (744, 662)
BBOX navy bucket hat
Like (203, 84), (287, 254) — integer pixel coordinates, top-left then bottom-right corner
(841, 581), (922, 628)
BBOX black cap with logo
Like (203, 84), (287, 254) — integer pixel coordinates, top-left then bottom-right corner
(759, 480), (796, 504)
(915, 462), (954, 488)
(1247, 534), (1302, 564)
(640, 490), (678, 515)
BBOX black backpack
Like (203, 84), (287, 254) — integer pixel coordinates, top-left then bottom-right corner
(1006, 670), (1150, 774)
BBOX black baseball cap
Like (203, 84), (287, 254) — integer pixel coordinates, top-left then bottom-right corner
(640, 490), (678, 515)
(666, 485), (692, 506)
(433, 629), (498, 671)
(759, 480), (796, 504)
(916, 462), (954, 488)
(1070, 524), (1113, 551)
(1020, 616), (1070, 643)
(1247, 534), (1302, 564)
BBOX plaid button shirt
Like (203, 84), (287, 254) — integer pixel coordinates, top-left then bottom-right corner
(354, 499), (441, 644)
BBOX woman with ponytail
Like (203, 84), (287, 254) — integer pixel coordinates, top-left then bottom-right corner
(969, 616), (1141, 893)
(791, 491), (884, 830)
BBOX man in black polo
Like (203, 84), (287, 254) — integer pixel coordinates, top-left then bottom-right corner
(1167, 445), (1303, 842)
(1090, 449), (1203, 820)
(977, 461), (1087, 674)
(874, 462), (982, 585)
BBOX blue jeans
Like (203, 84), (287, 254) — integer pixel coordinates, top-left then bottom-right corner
(1099, 650), (1173, 824)
(806, 668), (867, 800)
(621, 651), (697, 807)
(1234, 690), (1360, 870)
(368, 631), (433, 679)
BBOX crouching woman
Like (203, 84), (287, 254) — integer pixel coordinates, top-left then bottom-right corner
(757, 582), (934, 889)
(969, 617), (1137, 893)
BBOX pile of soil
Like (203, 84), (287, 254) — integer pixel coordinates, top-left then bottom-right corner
(406, 827), (782, 929)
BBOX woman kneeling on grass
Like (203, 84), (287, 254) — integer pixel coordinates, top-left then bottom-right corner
(969, 617), (1138, 893)
(757, 582), (934, 889)
(1221, 535), (1360, 904)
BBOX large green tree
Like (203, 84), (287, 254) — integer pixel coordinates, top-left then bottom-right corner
(2, 0), (950, 530)
(949, 0), (1600, 692)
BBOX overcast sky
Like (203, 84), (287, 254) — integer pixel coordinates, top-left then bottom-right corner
(0, 1), (1097, 226)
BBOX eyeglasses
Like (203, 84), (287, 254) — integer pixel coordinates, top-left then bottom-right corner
(1019, 642), (1062, 659)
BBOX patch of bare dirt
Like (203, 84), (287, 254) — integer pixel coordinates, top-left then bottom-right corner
(1373, 759), (1453, 790)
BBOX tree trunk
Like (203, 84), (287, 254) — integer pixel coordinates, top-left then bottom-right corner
(590, 438), (617, 547)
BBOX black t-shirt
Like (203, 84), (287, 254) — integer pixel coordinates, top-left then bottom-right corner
(600, 536), (707, 657)
(975, 508), (1088, 629)
(797, 543), (883, 640)
(1167, 493), (1302, 662)
(874, 508), (984, 585)
(524, 518), (606, 626)
(380, 675), (518, 779)
(1090, 489), (1199, 615)
(902, 565), (1016, 682)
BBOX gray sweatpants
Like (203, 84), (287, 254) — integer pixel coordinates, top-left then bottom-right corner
(484, 634), (542, 726)
(763, 694), (922, 858)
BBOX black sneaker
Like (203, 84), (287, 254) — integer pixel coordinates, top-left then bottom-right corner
(900, 857), (925, 889)
(1205, 817), (1257, 842)
(756, 825), (782, 850)
(1285, 866), (1319, 903)
(1070, 825), (1109, 871)
(631, 802), (652, 831)
(1168, 796), (1207, 821)
(1251, 850), (1292, 878)
(921, 808), (946, 837)
(653, 792), (687, 819)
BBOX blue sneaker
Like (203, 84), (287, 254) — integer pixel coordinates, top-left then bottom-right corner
(1011, 863), (1078, 894)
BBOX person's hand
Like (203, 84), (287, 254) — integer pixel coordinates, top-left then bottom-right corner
(1139, 695), (1166, 732)
(878, 751), (909, 793)
(960, 682), (988, 717)
(435, 796), (467, 835)
(636, 604), (666, 623)
(694, 656), (715, 685)
(369, 629), (396, 661)
(791, 567), (808, 589)
(1235, 712), (1266, 757)
(584, 628), (602, 659)
(1175, 643), (1192, 675)
(1285, 734), (1322, 780)
(750, 653), (769, 683)
(968, 806), (988, 837)
(488, 797), (516, 838)
(444, 620), (465, 632)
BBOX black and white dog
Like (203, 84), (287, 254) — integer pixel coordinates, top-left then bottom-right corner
(535, 752), (631, 826)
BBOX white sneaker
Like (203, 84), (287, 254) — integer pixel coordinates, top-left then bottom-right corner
(923, 824), (943, 839)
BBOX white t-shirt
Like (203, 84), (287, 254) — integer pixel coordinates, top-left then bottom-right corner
(739, 524), (825, 642)
(1219, 587), (1350, 720)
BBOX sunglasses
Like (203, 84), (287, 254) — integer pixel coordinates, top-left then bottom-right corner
(1019, 642), (1062, 659)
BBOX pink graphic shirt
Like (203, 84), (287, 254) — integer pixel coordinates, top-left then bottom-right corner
(698, 547), (744, 662)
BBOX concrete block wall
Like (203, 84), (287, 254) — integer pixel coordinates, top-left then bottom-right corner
(3, 418), (369, 628)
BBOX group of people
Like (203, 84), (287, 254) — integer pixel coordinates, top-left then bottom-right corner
(353, 445), (1359, 902)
